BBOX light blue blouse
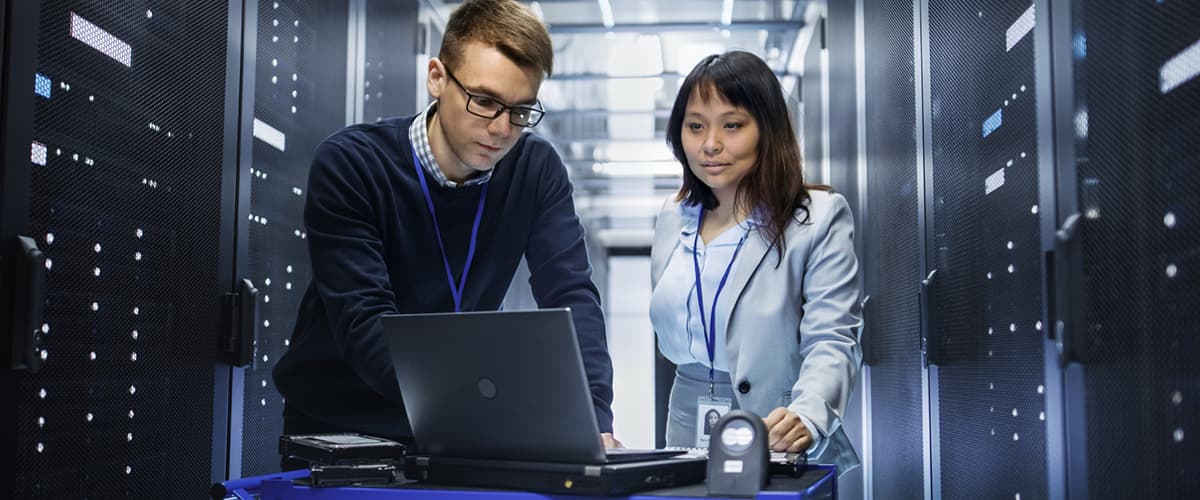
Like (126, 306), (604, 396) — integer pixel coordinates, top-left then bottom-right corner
(649, 203), (760, 371)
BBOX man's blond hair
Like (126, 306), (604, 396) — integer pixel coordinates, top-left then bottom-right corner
(439, 0), (553, 77)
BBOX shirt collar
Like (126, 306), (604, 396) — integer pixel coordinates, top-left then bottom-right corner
(678, 201), (764, 237)
(407, 100), (492, 188)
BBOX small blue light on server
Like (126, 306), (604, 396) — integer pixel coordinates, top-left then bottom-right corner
(35, 73), (51, 98)
(982, 108), (1003, 138)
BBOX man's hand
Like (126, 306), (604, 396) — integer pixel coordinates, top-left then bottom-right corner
(600, 433), (624, 449)
(763, 407), (812, 453)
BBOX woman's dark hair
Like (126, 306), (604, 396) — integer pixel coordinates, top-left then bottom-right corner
(666, 51), (829, 259)
(704, 409), (721, 433)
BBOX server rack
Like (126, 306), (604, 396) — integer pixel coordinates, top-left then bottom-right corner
(0, 0), (43, 493)
(859, 0), (925, 497)
(1055, 1), (1200, 498)
(7, 0), (240, 495)
(233, 0), (349, 478)
(801, 17), (826, 186)
(233, 0), (417, 477)
(923, 1), (1049, 498)
(2, 0), (421, 494)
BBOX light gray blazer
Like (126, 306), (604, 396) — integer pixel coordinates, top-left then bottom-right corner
(650, 190), (863, 473)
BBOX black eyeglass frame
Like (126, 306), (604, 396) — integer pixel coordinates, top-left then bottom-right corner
(443, 66), (546, 128)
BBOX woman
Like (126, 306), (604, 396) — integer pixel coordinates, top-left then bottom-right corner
(649, 51), (862, 473)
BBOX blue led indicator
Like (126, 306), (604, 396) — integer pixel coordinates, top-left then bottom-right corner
(982, 108), (1003, 138)
(35, 73), (51, 99)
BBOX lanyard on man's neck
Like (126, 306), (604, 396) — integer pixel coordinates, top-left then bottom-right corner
(412, 148), (487, 312)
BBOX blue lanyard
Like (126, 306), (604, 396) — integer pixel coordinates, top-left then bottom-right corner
(692, 207), (750, 394)
(412, 148), (488, 312)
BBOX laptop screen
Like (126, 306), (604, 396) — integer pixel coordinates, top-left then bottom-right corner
(382, 308), (609, 464)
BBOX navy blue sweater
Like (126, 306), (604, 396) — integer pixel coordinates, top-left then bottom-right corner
(273, 115), (613, 438)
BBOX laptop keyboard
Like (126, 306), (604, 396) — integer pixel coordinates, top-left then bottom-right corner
(603, 448), (688, 463)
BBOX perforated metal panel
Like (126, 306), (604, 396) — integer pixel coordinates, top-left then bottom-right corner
(863, 0), (924, 497)
(18, 1), (229, 496)
(826, 0), (857, 206)
(927, 1), (1047, 498)
(1070, 1), (1200, 497)
(361, 0), (417, 122)
(238, 0), (348, 476)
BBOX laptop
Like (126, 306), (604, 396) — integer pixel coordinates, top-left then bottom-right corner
(382, 308), (705, 494)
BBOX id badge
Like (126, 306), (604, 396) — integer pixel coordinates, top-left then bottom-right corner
(695, 395), (733, 448)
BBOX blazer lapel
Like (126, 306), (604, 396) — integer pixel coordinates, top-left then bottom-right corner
(717, 226), (771, 343)
(650, 202), (684, 287)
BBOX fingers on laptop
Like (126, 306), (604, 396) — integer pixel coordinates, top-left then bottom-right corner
(764, 407), (811, 452)
(600, 432), (624, 449)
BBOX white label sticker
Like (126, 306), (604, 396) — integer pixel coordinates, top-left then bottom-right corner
(985, 168), (1006, 195)
(723, 460), (744, 474)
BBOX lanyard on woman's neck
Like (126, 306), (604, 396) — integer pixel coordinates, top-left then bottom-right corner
(692, 206), (750, 396)
(412, 148), (488, 312)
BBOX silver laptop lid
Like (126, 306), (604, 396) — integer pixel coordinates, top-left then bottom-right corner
(382, 308), (606, 464)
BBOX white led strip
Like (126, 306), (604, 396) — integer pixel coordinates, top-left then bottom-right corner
(32, 141), (48, 166)
(70, 12), (132, 67)
(1006, 4), (1035, 52)
(253, 117), (287, 152)
(985, 167), (1006, 195)
(1161, 38), (1200, 95)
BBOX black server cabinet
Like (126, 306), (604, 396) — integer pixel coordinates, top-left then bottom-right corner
(925, 1), (1048, 498)
(361, 0), (418, 124)
(235, 0), (417, 477)
(9, 0), (238, 496)
(1057, 1), (1200, 498)
(861, 0), (925, 497)
(234, 0), (348, 477)
(0, 0), (42, 494)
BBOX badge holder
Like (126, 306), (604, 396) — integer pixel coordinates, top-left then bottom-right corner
(695, 391), (733, 448)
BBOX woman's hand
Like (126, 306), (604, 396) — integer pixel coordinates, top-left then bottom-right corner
(763, 407), (812, 453)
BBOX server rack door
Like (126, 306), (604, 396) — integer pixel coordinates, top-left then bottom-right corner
(234, 0), (418, 477)
(925, 1), (1049, 498)
(236, 0), (348, 477)
(826, 1), (859, 210)
(0, 0), (42, 493)
(802, 18), (827, 186)
(360, 0), (418, 123)
(861, 0), (925, 497)
(15, 1), (232, 496)
(1062, 1), (1200, 498)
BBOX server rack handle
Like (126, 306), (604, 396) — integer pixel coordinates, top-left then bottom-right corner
(221, 278), (259, 367)
(1051, 213), (1083, 366)
(919, 269), (939, 366)
(11, 236), (46, 372)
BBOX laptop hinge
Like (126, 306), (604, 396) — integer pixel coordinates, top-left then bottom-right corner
(584, 466), (602, 477)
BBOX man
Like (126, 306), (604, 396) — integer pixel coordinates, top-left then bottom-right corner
(272, 0), (618, 468)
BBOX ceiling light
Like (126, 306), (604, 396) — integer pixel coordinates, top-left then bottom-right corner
(721, 0), (735, 26)
(591, 161), (681, 177)
(597, 0), (614, 29)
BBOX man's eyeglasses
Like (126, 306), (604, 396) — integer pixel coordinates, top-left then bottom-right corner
(443, 66), (546, 128)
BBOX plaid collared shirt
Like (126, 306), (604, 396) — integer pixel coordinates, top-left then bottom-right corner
(407, 101), (492, 188)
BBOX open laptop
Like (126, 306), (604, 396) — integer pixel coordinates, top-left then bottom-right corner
(382, 308), (705, 494)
